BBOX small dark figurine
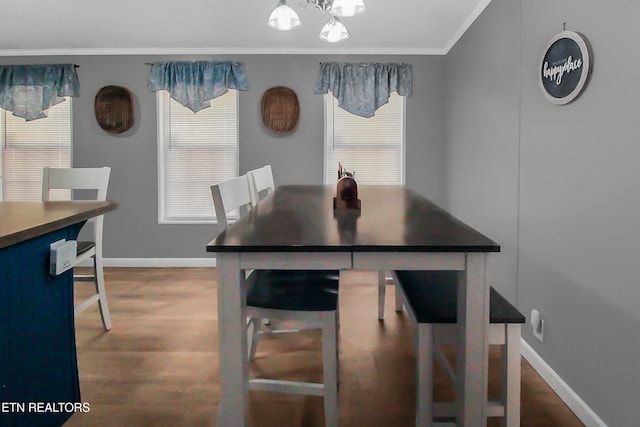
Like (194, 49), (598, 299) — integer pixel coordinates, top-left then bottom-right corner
(334, 163), (361, 210)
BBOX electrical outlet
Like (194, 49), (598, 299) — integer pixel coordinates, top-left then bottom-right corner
(530, 309), (544, 342)
(50, 239), (77, 276)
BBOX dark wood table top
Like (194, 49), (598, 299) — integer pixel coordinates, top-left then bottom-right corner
(0, 201), (117, 249)
(207, 185), (499, 253)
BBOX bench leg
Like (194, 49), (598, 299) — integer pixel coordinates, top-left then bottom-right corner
(501, 324), (521, 427)
(416, 324), (434, 427)
(335, 309), (340, 384)
(378, 270), (386, 320)
(394, 281), (404, 312)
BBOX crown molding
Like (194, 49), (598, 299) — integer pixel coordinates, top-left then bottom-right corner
(0, 46), (447, 57)
(442, 0), (493, 54)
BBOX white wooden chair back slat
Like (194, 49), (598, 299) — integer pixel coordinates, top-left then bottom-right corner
(42, 167), (111, 246)
(247, 165), (275, 206)
(42, 167), (111, 201)
(210, 175), (253, 233)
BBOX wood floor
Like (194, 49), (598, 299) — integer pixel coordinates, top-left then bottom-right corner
(66, 268), (584, 427)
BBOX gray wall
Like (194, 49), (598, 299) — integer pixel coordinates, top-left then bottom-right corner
(443, 0), (520, 304)
(1, 55), (446, 258)
(445, 0), (640, 425)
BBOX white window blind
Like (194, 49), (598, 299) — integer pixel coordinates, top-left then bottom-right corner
(157, 90), (238, 223)
(324, 93), (405, 185)
(0, 99), (72, 201)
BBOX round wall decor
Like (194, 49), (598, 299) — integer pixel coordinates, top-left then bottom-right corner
(539, 31), (592, 105)
(94, 85), (135, 133)
(261, 86), (300, 135)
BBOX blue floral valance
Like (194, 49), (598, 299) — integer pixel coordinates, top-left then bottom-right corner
(148, 61), (249, 113)
(314, 62), (412, 118)
(0, 64), (79, 121)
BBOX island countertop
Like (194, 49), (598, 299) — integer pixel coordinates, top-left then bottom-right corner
(0, 201), (117, 249)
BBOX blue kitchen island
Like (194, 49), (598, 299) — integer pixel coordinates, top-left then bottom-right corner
(0, 201), (116, 427)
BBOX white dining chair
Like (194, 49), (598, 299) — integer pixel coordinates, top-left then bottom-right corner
(211, 175), (340, 427)
(42, 167), (112, 331)
(247, 164), (275, 206)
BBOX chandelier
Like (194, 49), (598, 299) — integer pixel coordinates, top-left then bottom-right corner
(267, 0), (367, 43)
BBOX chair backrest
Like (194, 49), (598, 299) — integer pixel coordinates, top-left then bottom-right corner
(210, 175), (253, 234)
(247, 165), (275, 206)
(42, 167), (111, 249)
(42, 167), (111, 201)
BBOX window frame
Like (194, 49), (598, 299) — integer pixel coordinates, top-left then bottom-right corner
(322, 93), (406, 186)
(156, 90), (239, 225)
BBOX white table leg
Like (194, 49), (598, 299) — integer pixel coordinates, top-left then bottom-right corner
(456, 253), (489, 427)
(216, 253), (249, 427)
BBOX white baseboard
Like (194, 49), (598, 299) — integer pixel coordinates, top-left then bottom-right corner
(77, 258), (217, 267)
(521, 339), (607, 427)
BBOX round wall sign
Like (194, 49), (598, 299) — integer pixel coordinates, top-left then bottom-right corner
(539, 31), (592, 105)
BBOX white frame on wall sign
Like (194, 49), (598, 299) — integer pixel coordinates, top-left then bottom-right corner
(538, 30), (592, 105)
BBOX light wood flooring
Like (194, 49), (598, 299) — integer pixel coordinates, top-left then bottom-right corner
(66, 268), (584, 427)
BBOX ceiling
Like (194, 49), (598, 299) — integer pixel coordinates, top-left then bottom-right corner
(0, 0), (492, 56)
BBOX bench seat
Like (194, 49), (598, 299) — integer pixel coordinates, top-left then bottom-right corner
(394, 270), (525, 325)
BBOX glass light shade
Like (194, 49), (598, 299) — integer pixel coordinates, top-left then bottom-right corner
(319, 17), (349, 43)
(330, 0), (366, 17)
(267, 1), (301, 31)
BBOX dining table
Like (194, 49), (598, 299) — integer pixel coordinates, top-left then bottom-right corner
(207, 185), (500, 427)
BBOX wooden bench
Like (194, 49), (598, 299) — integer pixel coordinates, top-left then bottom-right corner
(392, 270), (525, 427)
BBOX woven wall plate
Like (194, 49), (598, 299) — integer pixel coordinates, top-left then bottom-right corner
(94, 85), (135, 134)
(261, 86), (300, 135)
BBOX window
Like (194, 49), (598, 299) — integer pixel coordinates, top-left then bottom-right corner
(157, 90), (238, 223)
(324, 93), (405, 185)
(0, 99), (72, 201)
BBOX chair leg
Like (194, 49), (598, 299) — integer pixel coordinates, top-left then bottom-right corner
(93, 254), (112, 331)
(378, 270), (386, 320)
(322, 311), (339, 427)
(247, 317), (261, 361)
(416, 324), (434, 427)
(501, 324), (521, 427)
